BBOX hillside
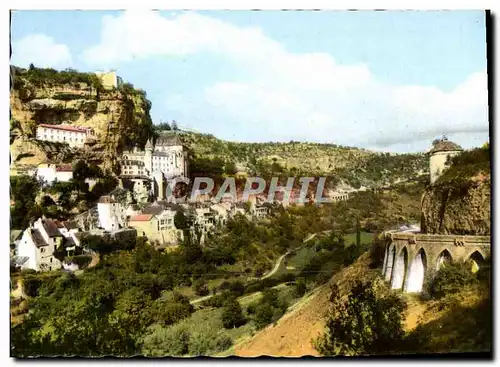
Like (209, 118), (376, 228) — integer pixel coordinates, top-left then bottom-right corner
(234, 250), (491, 357)
(10, 66), (155, 170)
(176, 131), (428, 189)
(421, 145), (491, 235)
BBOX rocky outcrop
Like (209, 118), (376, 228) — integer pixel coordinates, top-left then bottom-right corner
(420, 174), (490, 236)
(10, 67), (154, 170)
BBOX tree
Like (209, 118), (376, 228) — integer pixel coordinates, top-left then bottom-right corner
(221, 298), (246, 329)
(174, 209), (189, 230)
(193, 278), (209, 296)
(315, 281), (406, 356)
(171, 121), (179, 130)
(254, 303), (274, 329)
(294, 277), (307, 297)
(155, 122), (172, 131)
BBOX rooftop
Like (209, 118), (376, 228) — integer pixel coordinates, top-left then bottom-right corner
(30, 229), (48, 247)
(129, 214), (154, 222)
(56, 164), (73, 172)
(42, 219), (63, 237)
(429, 138), (463, 154)
(38, 124), (89, 134)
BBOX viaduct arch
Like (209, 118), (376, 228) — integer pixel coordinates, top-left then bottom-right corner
(381, 232), (490, 293)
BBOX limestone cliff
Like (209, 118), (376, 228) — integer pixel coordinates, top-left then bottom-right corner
(420, 145), (490, 236)
(10, 66), (154, 170)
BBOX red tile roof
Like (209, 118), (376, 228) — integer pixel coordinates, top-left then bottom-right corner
(38, 124), (88, 133)
(56, 164), (73, 172)
(129, 214), (154, 222)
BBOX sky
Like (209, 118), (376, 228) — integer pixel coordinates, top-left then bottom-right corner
(10, 10), (489, 153)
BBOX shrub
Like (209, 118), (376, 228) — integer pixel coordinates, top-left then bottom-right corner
(141, 324), (191, 357)
(23, 277), (42, 297)
(294, 277), (307, 297)
(315, 281), (406, 356)
(221, 298), (246, 329)
(228, 280), (245, 297)
(214, 334), (233, 352)
(193, 279), (209, 296)
(427, 262), (478, 299)
(254, 303), (274, 329)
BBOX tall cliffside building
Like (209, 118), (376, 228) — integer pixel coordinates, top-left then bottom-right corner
(119, 132), (188, 199)
(428, 136), (463, 185)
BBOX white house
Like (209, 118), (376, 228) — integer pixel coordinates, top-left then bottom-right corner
(36, 124), (94, 148)
(37, 163), (73, 184)
(97, 195), (128, 231)
(16, 218), (65, 271)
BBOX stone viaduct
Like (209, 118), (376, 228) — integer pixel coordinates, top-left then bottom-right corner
(381, 232), (490, 293)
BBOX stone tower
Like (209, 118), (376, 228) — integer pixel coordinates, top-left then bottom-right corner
(144, 138), (153, 174)
(428, 136), (463, 185)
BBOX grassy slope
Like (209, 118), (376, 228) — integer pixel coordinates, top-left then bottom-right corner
(233, 252), (491, 357)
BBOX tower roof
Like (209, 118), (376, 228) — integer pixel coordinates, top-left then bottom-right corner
(428, 138), (463, 154)
(145, 138), (153, 149)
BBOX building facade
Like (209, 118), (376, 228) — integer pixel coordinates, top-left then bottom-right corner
(120, 133), (188, 181)
(37, 163), (73, 184)
(15, 218), (80, 272)
(97, 196), (128, 232)
(36, 124), (95, 147)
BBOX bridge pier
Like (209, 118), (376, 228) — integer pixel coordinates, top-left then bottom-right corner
(381, 232), (490, 294)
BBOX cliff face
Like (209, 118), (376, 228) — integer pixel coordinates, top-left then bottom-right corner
(420, 174), (490, 236)
(10, 67), (154, 170)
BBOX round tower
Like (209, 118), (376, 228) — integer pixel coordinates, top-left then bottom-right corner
(144, 138), (153, 174)
(428, 136), (463, 185)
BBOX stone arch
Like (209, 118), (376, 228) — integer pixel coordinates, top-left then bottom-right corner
(404, 248), (427, 293)
(382, 243), (390, 275)
(385, 245), (396, 282)
(391, 247), (408, 290)
(468, 251), (485, 274)
(436, 249), (452, 271)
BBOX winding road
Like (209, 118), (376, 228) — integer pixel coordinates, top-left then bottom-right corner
(190, 232), (321, 305)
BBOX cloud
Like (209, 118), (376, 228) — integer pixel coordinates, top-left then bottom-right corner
(11, 34), (72, 69)
(84, 11), (489, 151)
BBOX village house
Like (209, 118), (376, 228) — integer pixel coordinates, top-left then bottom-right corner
(128, 213), (183, 247)
(36, 124), (95, 148)
(15, 218), (81, 272)
(37, 163), (73, 184)
(97, 195), (128, 232)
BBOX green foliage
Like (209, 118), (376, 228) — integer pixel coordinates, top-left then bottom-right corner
(10, 175), (42, 229)
(251, 288), (289, 329)
(315, 281), (406, 356)
(141, 323), (191, 356)
(435, 145), (490, 193)
(221, 298), (246, 329)
(65, 255), (92, 268)
(193, 278), (209, 296)
(154, 122), (172, 131)
(12, 65), (104, 91)
(427, 262), (479, 299)
(294, 277), (307, 297)
(22, 277), (42, 297)
(174, 209), (190, 230)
